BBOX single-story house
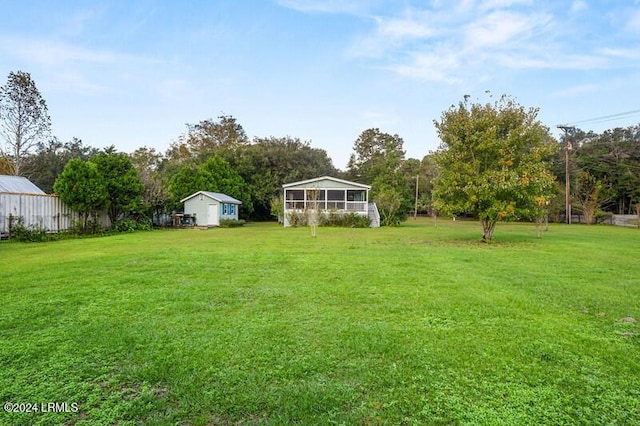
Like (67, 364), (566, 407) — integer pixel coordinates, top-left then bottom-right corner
(180, 191), (242, 226)
(282, 176), (380, 227)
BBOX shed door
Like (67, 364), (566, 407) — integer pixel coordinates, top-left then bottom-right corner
(207, 204), (219, 226)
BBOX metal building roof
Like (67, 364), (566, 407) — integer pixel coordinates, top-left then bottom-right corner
(283, 176), (371, 190)
(0, 175), (45, 194)
(180, 191), (242, 204)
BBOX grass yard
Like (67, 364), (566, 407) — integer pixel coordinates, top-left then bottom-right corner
(1, 219), (639, 425)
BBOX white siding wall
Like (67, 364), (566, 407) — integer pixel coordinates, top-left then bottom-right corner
(183, 197), (239, 225)
(0, 193), (110, 235)
(183, 198), (214, 226)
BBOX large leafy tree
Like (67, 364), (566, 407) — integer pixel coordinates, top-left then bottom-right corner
(167, 115), (249, 163)
(169, 155), (253, 216)
(0, 71), (51, 175)
(399, 154), (439, 216)
(573, 125), (640, 215)
(347, 128), (405, 183)
(90, 147), (144, 223)
(370, 171), (413, 226)
(347, 128), (411, 225)
(433, 95), (558, 241)
(53, 159), (108, 231)
(573, 170), (612, 224)
(130, 146), (170, 221)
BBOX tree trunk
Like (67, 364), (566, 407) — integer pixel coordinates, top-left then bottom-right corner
(582, 203), (596, 224)
(481, 219), (497, 242)
(82, 212), (89, 233)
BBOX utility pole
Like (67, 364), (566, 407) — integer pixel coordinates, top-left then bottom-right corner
(557, 125), (575, 224)
(414, 175), (419, 219)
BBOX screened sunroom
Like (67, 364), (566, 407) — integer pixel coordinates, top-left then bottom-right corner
(282, 176), (379, 227)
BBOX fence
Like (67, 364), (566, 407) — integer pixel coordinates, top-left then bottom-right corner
(568, 214), (638, 227)
(611, 214), (638, 227)
(0, 193), (110, 236)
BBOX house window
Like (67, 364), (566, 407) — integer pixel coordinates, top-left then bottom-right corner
(223, 203), (228, 215)
(347, 190), (365, 201)
(286, 190), (304, 200)
(286, 189), (305, 209)
(230, 204), (235, 215)
(327, 190), (345, 210)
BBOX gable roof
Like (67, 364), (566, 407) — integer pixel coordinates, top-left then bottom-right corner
(283, 176), (371, 190)
(0, 175), (46, 194)
(180, 191), (242, 204)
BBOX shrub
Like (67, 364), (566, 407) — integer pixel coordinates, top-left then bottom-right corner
(286, 211), (307, 227)
(319, 211), (371, 228)
(595, 210), (613, 224)
(8, 216), (52, 242)
(219, 219), (246, 228)
(113, 217), (153, 233)
(113, 218), (138, 233)
(287, 210), (370, 228)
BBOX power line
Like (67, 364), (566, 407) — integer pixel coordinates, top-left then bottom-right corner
(562, 109), (640, 127)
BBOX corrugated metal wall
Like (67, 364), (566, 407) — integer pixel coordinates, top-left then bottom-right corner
(0, 193), (110, 235)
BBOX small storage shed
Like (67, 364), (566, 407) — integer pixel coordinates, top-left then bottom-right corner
(180, 191), (242, 226)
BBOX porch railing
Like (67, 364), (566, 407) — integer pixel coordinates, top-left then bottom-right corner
(285, 201), (367, 212)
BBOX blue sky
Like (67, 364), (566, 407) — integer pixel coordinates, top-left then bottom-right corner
(1, 0), (639, 169)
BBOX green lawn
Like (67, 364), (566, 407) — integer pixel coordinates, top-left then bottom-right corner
(1, 220), (639, 425)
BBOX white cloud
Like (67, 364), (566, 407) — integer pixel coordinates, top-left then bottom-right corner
(274, 0), (374, 15)
(346, 1), (637, 85)
(550, 84), (600, 99)
(376, 14), (436, 39)
(348, 9), (440, 58)
(281, 1), (637, 86)
(0, 35), (163, 98)
(570, 0), (587, 14)
(478, 0), (533, 12)
(45, 71), (114, 96)
(597, 47), (640, 60)
(625, 8), (640, 33)
(0, 36), (152, 68)
(494, 51), (610, 69)
(463, 11), (549, 48)
(386, 49), (463, 84)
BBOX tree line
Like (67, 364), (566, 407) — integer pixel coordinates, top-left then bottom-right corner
(2, 71), (639, 239)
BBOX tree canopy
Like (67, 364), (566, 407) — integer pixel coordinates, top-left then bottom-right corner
(167, 115), (250, 163)
(347, 128), (405, 184)
(169, 155), (253, 216)
(13, 81), (640, 232)
(433, 95), (558, 241)
(130, 146), (170, 221)
(223, 136), (338, 219)
(90, 147), (144, 223)
(347, 128), (412, 225)
(22, 137), (98, 193)
(53, 159), (108, 231)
